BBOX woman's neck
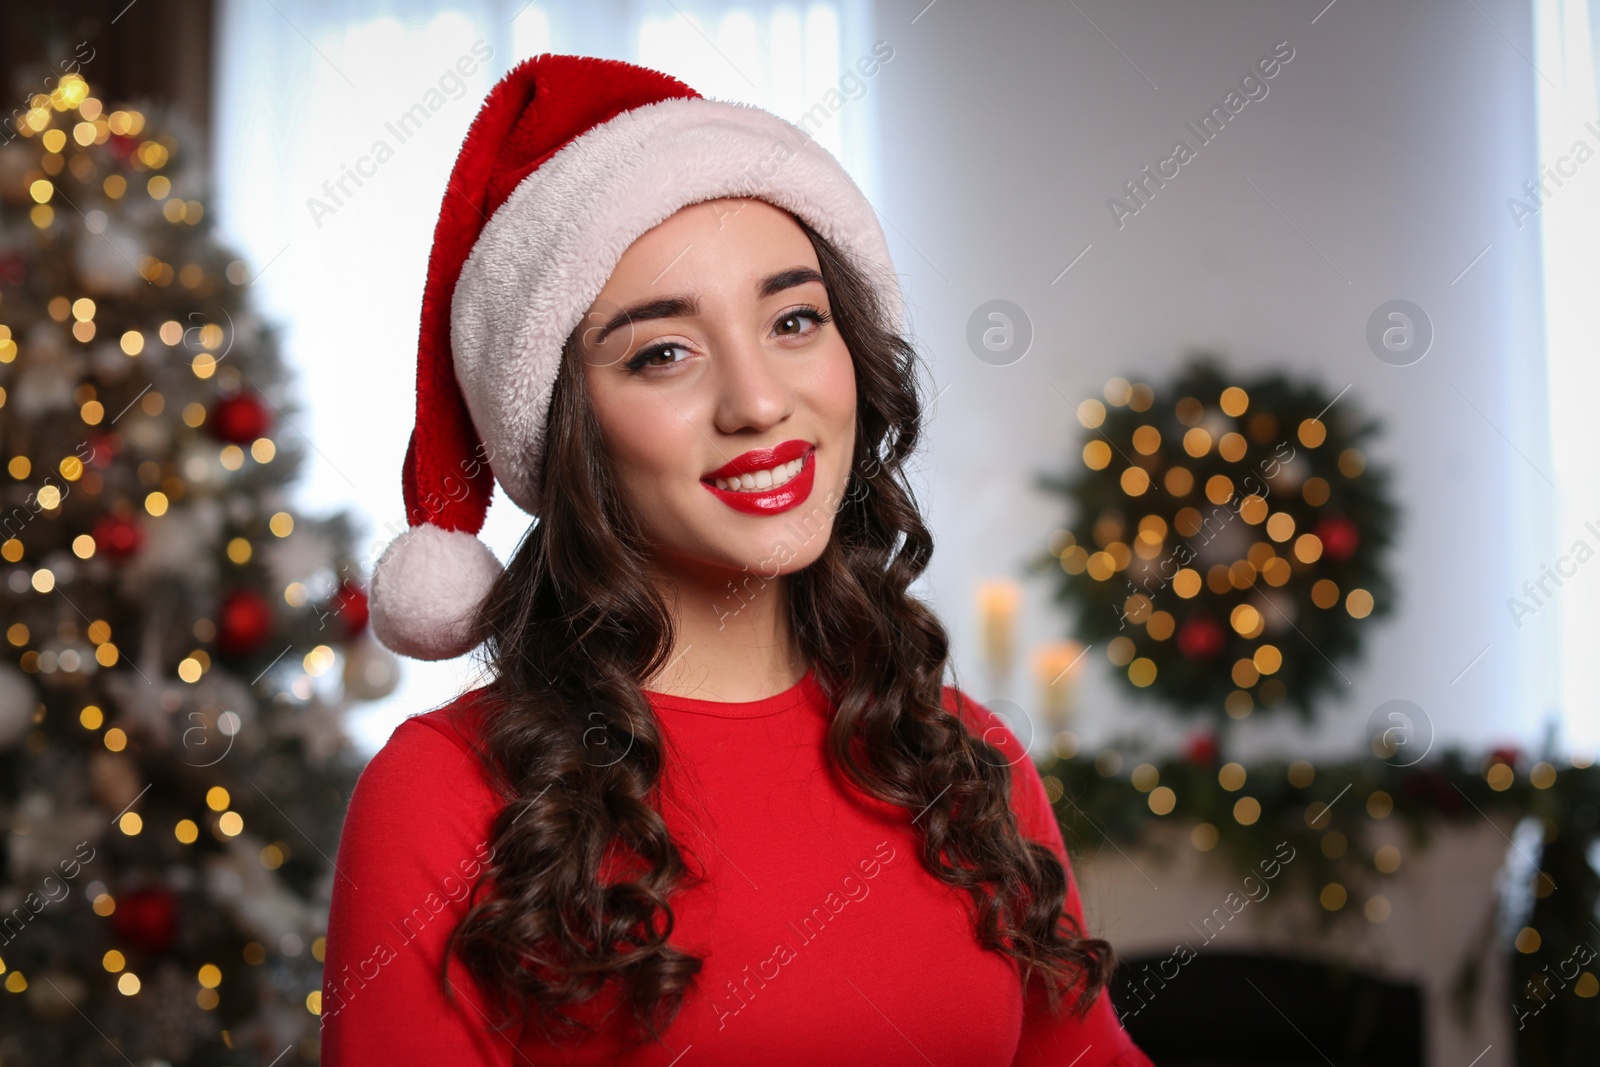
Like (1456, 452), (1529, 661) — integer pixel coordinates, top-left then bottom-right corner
(641, 562), (806, 702)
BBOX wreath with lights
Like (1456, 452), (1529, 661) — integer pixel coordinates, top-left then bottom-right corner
(1029, 354), (1400, 725)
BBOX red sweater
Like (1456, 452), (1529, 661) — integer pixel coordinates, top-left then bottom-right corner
(320, 670), (1156, 1066)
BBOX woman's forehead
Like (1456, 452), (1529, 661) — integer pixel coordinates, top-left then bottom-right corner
(599, 199), (821, 299)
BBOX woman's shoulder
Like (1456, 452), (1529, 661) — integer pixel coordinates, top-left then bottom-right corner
(937, 682), (1029, 765)
(322, 689), (506, 1061)
(332, 686), (505, 905)
(350, 685), (505, 816)
(936, 682), (1060, 852)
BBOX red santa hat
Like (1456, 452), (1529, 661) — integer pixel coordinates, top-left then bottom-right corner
(369, 54), (904, 661)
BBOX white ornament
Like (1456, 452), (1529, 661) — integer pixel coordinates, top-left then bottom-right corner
(178, 440), (227, 489)
(1252, 588), (1297, 634)
(1199, 412), (1234, 441)
(177, 670), (260, 766)
(1266, 453), (1311, 492)
(123, 498), (224, 587)
(263, 524), (336, 590)
(276, 693), (348, 764)
(203, 835), (313, 943)
(102, 641), (187, 747)
(9, 323), (80, 418)
(5, 804), (104, 880)
(1191, 513), (1253, 570)
(89, 339), (132, 380)
(119, 410), (174, 453)
(343, 634), (400, 701)
(75, 219), (147, 296)
(0, 663), (38, 748)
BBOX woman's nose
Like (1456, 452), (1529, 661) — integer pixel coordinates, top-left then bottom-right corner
(711, 333), (792, 433)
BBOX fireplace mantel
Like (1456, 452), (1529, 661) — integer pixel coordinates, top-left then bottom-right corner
(1072, 811), (1521, 1066)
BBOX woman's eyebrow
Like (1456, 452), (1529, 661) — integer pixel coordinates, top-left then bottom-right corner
(758, 266), (825, 298)
(593, 267), (826, 345)
(594, 297), (695, 345)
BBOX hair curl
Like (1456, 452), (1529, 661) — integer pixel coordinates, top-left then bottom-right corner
(442, 208), (1116, 1047)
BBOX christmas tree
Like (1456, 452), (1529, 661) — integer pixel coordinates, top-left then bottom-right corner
(0, 70), (398, 1065)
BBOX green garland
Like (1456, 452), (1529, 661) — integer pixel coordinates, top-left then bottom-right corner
(1038, 743), (1600, 1059)
(1029, 354), (1401, 725)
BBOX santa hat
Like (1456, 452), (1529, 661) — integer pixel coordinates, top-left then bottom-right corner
(368, 54), (904, 661)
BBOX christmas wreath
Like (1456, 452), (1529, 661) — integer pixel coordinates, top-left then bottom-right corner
(1030, 354), (1400, 724)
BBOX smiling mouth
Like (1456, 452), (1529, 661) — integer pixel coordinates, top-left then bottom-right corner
(700, 444), (818, 515)
(704, 453), (808, 493)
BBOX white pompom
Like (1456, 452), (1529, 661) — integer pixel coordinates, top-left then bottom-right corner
(369, 524), (504, 661)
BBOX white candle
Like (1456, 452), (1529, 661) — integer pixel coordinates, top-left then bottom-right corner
(977, 580), (1021, 682)
(1034, 639), (1085, 731)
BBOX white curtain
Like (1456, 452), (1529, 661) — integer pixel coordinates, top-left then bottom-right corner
(1532, 0), (1600, 754)
(212, 0), (879, 752)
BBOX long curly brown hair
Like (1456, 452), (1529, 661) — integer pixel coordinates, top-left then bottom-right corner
(441, 208), (1116, 1047)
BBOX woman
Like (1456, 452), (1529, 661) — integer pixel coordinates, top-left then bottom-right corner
(322, 54), (1155, 1067)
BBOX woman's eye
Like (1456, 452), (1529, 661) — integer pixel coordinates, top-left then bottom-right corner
(775, 306), (831, 337)
(624, 308), (831, 373)
(625, 343), (690, 373)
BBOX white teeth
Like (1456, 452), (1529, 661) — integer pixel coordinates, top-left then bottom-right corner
(712, 455), (805, 492)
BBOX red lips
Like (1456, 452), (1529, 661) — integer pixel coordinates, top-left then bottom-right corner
(701, 439), (816, 515)
(703, 439), (813, 480)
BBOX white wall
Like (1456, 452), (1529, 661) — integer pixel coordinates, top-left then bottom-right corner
(872, 0), (1559, 761)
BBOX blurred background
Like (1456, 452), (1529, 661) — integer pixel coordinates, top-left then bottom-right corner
(1, 0), (1597, 1064)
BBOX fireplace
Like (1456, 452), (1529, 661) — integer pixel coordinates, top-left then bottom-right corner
(1072, 814), (1515, 1066)
(1112, 950), (1425, 1065)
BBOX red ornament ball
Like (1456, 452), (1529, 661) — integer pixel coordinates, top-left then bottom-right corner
(209, 394), (272, 445)
(1183, 732), (1220, 767)
(216, 589), (275, 656)
(1490, 745), (1523, 769)
(0, 250), (25, 287)
(92, 514), (143, 560)
(1176, 616), (1227, 660)
(332, 580), (370, 636)
(85, 431), (122, 469)
(1315, 515), (1360, 562)
(1400, 767), (1462, 815)
(111, 886), (177, 954)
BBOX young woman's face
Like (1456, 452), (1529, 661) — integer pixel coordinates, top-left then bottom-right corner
(579, 198), (857, 584)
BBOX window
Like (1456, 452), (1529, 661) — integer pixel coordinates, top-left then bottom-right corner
(1532, 0), (1600, 753)
(636, 1), (881, 203)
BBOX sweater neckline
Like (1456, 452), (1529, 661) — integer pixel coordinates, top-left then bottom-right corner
(643, 667), (822, 719)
